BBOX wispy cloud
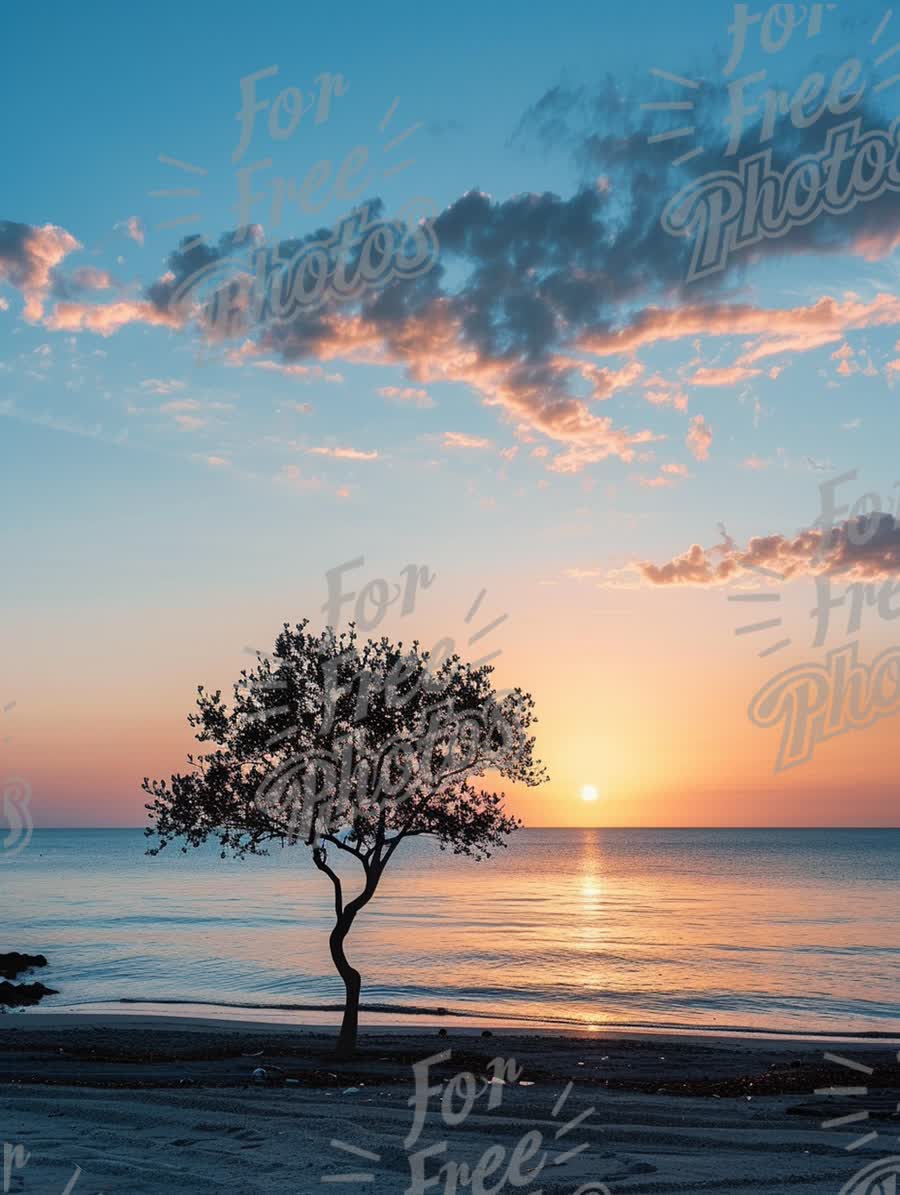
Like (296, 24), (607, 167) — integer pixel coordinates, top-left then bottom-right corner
(308, 445), (378, 461)
(686, 415), (712, 462)
(442, 432), (492, 450)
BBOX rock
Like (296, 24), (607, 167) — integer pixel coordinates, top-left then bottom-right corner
(0, 981), (57, 1008)
(481, 1030), (493, 1038)
(0, 953), (48, 981)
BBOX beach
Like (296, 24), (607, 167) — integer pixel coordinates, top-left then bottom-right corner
(2, 1015), (899, 1193)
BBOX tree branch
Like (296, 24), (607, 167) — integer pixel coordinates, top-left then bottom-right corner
(322, 833), (370, 872)
(312, 846), (344, 918)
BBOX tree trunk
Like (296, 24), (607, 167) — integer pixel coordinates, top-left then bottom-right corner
(331, 918), (362, 1057)
(314, 847), (385, 1059)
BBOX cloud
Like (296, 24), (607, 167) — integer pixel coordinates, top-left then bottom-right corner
(690, 365), (761, 387)
(116, 216), (144, 246)
(634, 462), (690, 488)
(442, 432), (492, 450)
(43, 298), (182, 335)
(643, 373), (688, 411)
(141, 378), (185, 395)
(742, 455), (770, 470)
(23, 78), (900, 469)
(308, 445), (378, 461)
(248, 358), (344, 383)
(160, 399), (203, 414)
(377, 385), (434, 408)
(50, 267), (115, 300)
(0, 221), (81, 321)
(579, 293), (900, 378)
(170, 413), (205, 431)
(637, 515), (900, 586)
(686, 415), (712, 461)
(515, 79), (900, 275)
(567, 359), (643, 401)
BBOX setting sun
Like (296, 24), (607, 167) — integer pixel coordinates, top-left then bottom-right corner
(580, 784), (599, 802)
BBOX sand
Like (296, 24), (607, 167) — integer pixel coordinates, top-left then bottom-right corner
(1, 1014), (898, 1192)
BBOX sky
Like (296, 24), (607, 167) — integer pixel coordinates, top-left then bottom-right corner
(3, 0), (900, 828)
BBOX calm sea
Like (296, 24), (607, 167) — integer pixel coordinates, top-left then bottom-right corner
(3, 828), (899, 1035)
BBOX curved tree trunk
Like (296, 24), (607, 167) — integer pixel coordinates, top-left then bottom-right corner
(331, 918), (362, 1057)
(313, 843), (387, 1058)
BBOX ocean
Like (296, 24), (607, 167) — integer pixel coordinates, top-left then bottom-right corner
(4, 827), (899, 1035)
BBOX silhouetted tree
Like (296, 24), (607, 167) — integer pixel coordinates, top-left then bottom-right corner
(144, 621), (546, 1055)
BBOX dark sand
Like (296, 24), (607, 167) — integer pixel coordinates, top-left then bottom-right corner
(1, 1015), (898, 1192)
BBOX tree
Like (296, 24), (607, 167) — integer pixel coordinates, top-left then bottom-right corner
(143, 621), (547, 1056)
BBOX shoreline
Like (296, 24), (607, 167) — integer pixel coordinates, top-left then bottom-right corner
(17, 1002), (900, 1044)
(8, 1006), (900, 1047)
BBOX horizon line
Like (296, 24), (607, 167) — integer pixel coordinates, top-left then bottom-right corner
(26, 825), (900, 832)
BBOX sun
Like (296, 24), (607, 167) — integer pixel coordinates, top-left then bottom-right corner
(580, 784), (599, 802)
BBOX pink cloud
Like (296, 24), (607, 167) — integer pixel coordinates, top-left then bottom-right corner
(690, 365), (761, 387)
(0, 223), (81, 321)
(643, 373), (689, 411)
(567, 358), (644, 401)
(579, 293), (900, 359)
(249, 359), (344, 383)
(686, 415), (712, 461)
(442, 432), (492, 450)
(43, 299), (182, 336)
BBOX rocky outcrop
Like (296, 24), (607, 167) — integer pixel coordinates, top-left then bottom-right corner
(0, 980), (57, 1008)
(0, 953), (55, 1007)
(0, 952), (48, 980)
